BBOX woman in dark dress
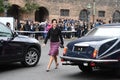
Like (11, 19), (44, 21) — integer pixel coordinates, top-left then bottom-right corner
(43, 19), (64, 72)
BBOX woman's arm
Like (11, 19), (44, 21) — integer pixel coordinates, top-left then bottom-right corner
(44, 29), (50, 44)
(59, 29), (64, 45)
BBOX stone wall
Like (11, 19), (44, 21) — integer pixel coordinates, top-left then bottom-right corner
(8, 0), (120, 23)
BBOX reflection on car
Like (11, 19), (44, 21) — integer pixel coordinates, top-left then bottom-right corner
(60, 23), (120, 73)
(0, 22), (41, 67)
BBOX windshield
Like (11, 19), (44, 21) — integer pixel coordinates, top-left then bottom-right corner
(86, 27), (120, 37)
(0, 23), (12, 37)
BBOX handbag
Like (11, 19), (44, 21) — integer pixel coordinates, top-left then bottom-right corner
(60, 44), (64, 48)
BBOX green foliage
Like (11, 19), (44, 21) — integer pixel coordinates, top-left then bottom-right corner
(21, 2), (39, 13)
(0, 0), (11, 13)
(0, 0), (4, 13)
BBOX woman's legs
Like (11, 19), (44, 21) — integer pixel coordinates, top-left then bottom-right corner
(46, 55), (59, 71)
(47, 56), (54, 70)
(54, 55), (59, 69)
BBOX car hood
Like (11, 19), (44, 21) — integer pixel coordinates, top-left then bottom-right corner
(67, 36), (117, 49)
(14, 35), (39, 43)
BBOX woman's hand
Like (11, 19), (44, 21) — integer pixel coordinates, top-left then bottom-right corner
(42, 43), (46, 47)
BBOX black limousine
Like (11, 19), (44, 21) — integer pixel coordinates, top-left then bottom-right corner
(0, 22), (41, 67)
(60, 23), (120, 73)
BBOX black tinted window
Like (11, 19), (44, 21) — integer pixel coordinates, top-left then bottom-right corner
(99, 39), (117, 55)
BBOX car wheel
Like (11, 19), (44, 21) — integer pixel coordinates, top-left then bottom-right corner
(78, 65), (93, 73)
(21, 48), (40, 67)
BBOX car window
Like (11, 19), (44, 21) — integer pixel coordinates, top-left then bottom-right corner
(0, 23), (12, 37)
(86, 27), (120, 37)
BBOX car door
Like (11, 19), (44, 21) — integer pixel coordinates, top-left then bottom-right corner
(0, 39), (3, 56)
(0, 23), (23, 61)
(2, 38), (24, 59)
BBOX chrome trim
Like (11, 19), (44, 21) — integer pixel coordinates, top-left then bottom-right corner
(100, 49), (120, 59)
(74, 42), (89, 47)
(60, 56), (118, 62)
(99, 38), (118, 58)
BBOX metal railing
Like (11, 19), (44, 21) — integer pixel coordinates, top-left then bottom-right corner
(15, 30), (77, 34)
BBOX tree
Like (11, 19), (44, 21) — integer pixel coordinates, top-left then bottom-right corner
(0, 0), (4, 13)
(0, 0), (11, 14)
(21, 0), (39, 13)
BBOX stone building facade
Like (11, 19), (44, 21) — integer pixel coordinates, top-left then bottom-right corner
(4, 0), (120, 23)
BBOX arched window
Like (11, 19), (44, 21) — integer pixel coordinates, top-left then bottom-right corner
(112, 10), (120, 23)
(79, 9), (89, 22)
(7, 5), (20, 20)
(35, 7), (49, 22)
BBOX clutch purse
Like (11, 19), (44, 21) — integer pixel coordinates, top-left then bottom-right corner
(60, 44), (64, 48)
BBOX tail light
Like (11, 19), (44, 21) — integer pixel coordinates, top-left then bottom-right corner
(92, 49), (98, 58)
(61, 47), (68, 62)
(61, 58), (65, 62)
(63, 47), (67, 55)
(90, 62), (95, 67)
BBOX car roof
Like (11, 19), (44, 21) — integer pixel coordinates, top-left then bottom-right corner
(98, 23), (120, 28)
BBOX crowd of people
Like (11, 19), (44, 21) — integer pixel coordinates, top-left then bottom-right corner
(15, 18), (106, 40)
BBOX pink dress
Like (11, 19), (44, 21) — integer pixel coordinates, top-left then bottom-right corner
(49, 42), (60, 56)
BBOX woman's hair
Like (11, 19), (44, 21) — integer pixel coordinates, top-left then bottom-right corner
(6, 22), (10, 27)
(51, 19), (57, 23)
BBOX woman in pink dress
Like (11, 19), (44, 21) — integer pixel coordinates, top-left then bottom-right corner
(43, 19), (64, 72)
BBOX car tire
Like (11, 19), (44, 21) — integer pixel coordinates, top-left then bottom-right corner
(78, 65), (93, 73)
(21, 48), (40, 67)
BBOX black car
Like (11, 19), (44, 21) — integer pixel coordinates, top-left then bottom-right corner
(0, 22), (41, 67)
(60, 23), (120, 72)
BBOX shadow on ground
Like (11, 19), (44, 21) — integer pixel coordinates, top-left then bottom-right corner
(62, 69), (120, 80)
(0, 63), (25, 72)
(0, 62), (41, 73)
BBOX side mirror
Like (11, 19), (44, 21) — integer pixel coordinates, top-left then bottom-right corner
(13, 32), (18, 37)
(7, 32), (18, 41)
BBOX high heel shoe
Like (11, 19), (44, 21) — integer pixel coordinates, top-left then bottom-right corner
(55, 63), (59, 69)
(46, 69), (50, 72)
